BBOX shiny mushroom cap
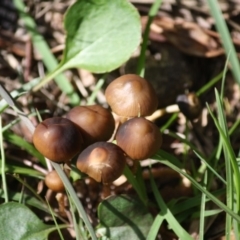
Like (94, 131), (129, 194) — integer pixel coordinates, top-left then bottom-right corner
(105, 74), (158, 117)
(66, 105), (115, 147)
(76, 142), (126, 184)
(116, 117), (162, 160)
(45, 170), (65, 192)
(33, 117), (83, 162)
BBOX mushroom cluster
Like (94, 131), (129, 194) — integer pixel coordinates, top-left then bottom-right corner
(32, 74), (162, 190)
(105, 74), (162, 160)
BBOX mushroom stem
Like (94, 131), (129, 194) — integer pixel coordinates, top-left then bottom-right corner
(132, 161), (141, 175)
(146, 104), (179, 121)
(56, 192), (67, 217)
(101, 184), (111, 199)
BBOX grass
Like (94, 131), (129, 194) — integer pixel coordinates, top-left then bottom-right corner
(0, 0), (240, 239)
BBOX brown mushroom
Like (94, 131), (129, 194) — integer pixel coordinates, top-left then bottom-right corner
(76, 142), (126, 184)
(66, 105), (115, 147)
(176, 92), (202, 120)
(45, 170), (65, 192)
(116, 117), (162, 160)
(33, 117), (83, 162)
(105, 74), (158, 117)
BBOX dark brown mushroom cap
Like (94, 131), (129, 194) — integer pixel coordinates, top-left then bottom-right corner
(105, 74), (158, 117)
(45, 170), (65, 192)
(33, 117), (83, 162)
(176, 92), (202, 120)
(76, 142), (126, 184)
(66, 105), (115, 147)
(116, 117), (162, 160)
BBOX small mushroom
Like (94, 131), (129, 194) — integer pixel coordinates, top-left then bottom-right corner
(45, 170), (65, 192)
(176, 92), (202, 120)
(76, 142), (126, 184)
(105, 74), (158, 117)
(66, 105), (115, 147)
(116, 117), (162, 160)
(33, 117), (83, 162)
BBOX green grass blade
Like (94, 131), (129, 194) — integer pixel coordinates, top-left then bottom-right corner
(3, 131), (46, 166)
(52, 163), (97, 240)
(209, 93), (240, 211)
(0, 163), (44, 178)
(68, 198), (81, 240)
(13, 174), (45, 204)
(215, 88), (233, 240)
(214, 89), (240, 238)
(136, 0), (163, 77)
(156, 149), (183, 168)
(233, 196), (240, 240)
(146, 214), (164, 240)
(196, 71), (223, 96)
(46, 200), (65, 240)
(220, 52), (230, 98)
(1, 110), (50, 134)
(171, 188), (225, 216)
(194, 151), (226, 185)
(199, 171), (208, 240)
(229, 119), (240, 136)
(87, 76), (105, 105)
(149, 171), (193, 240)
(0, 117), (8, 202)
(207, 0), (240, 85)
(13, 0), (80, 105)
(153, 153), (240, 222)
(123, 165), (148, 206)
(135, 163), (148, 202)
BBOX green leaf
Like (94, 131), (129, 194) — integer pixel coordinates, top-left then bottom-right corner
(63, 0), (140, 72)
(97, 195), (153, 240)
(0, 202), (66, 240)
(0, 190), (49, 215)
(36, 0), (141, 89)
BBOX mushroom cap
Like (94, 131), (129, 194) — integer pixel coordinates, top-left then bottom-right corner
(176, 92), (202, 120)
(45, 170), (65, 192)
(76, 142), (126, 184)
(105, 74), (158, 117)
(116, 117), (162, 160)
(33, 117), (83, 162)
(66, 105), (115, 147)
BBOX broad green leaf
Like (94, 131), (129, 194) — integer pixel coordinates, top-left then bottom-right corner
(97, 195), (153, 240)
(63, 0), (140, 72)
(0, 190), (50, 215)
(35, 0), (141, 89)
(0, 202), (66, 240)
